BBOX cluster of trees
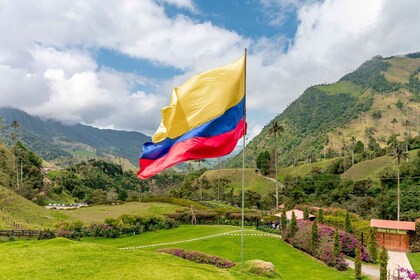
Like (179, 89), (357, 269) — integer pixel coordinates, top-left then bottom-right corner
(279, 150), (420, 220)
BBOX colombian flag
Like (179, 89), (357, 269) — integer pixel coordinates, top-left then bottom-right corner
(137, 55), (246, 179)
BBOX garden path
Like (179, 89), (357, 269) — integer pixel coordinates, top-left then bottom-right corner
(387, 251), (413, 275)
(346, 259), (379, 278)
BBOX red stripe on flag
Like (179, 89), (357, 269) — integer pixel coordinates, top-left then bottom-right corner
(138, 119), (245, 179)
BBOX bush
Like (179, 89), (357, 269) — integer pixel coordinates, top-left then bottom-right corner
(283, 220), (372, 271)
(157, 248), (236, 268)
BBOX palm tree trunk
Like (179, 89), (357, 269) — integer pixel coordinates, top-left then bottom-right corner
(275, 135), (278, 211)
(397, 158), (400, 221)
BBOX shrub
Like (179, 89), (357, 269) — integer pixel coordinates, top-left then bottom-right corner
(284, 220), (373, 271)
(397, 267), (419, 280)
(157, 248), (236, 268)
(355, 245), (362, 280)
(379, 246), (388, 280)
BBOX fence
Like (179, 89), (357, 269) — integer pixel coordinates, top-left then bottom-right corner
(0, 229), (41, 237)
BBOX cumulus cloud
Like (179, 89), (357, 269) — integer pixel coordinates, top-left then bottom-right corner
(0, 0), (419, 141)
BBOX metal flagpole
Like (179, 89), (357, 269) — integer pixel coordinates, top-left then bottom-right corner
(241, 48), (247, 271)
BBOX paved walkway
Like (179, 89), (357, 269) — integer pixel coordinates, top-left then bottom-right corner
(388, 251), (413, 275)
(347, 259), (379, 278)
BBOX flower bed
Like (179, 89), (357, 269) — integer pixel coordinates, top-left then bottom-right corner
(157, 248), (236, 268)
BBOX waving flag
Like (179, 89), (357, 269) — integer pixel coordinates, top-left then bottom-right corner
(138, 55), (246, 179)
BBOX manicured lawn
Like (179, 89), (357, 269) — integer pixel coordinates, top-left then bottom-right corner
(84, 225), (360, 280)
(1, 225), (371, 279)
(408, 253), (420, 274)
(0, 238), (238, 279)
(65, 202), (184, 223)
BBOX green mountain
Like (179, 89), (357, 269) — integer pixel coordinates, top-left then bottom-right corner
(0, 107), (149, 166)
(230, 53), (420, 168)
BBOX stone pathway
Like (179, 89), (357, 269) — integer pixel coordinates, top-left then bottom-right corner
(120, 230), (281, 250)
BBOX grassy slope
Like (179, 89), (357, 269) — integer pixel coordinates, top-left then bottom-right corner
(65, 202), (184, 224)
(341, 149), (419, 181)
(83, 225), (359, 280)
(408, 253), (420, 274)
(277, 158), (338, 180)
(1, 237), (237, 280)
(316, 80), (363, 97)
(0, 186), (70, 230)
(203, 169), (275, 195)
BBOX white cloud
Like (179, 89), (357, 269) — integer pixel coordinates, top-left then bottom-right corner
(0, 0), (419, 142)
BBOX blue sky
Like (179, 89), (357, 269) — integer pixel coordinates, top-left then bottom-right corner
(1, 0), (420, 140)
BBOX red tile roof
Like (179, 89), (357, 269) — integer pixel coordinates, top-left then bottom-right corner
(370, 219), (416, 231)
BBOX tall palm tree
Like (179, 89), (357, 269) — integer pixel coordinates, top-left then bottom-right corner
(402, 120), (411, 156)
(268, 120), (285, 210)
(350, 136), (356, 166)
(389, 146), (409, 221)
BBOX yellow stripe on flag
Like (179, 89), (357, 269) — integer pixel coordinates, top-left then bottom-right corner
(152, 56), (245, 143)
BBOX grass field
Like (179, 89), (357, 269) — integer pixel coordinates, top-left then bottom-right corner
(341, 149), (419, 181)
(64, 202), (185, 223)
(277, 158), (338, 180)
(0, 186), (70, 229)
(0, 223), (372, 279)
(408, 253), (420, 274)
(203, 169), (275, 195)
(316, 81), (363, 97)
(82, 225), (362, 280)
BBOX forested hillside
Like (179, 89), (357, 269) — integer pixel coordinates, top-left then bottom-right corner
(229, 53), (420, 169)
(0, 107), (149, 165)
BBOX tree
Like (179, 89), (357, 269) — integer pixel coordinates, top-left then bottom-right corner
(402, 120), (411, 155)
(303, 207), (309, 220)
(268, 120), (285, 210)
(379, 246), (389, 280)
(368, 227), (378, 263)
(318, 208), (324, 224)
(389, 146), (409, 221)
(390, 118), (398, 135)
(350, 136), (356, 166)
(333, 229), (341, 264)
(288, 211), (297, 239)
(280, 207), (287, 234)
(256, 151), (270, 175)
(310, 218), (318, 255)
(355, 245), (362, 280)
(344, 211), (353, 233)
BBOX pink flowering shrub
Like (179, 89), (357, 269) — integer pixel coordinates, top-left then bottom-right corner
(282, 220), (372, 270)
(398, 267), (419, 280)
(157, 248), (236, 268)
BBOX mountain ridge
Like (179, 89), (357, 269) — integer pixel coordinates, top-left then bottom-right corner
(0, 107), (149, 166)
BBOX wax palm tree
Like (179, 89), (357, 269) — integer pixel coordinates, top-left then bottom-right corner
(389, 146), (409, 221)
(402, 120), (411, 156)
(350, 136), (356, 166)
(268, 120), (285, 210)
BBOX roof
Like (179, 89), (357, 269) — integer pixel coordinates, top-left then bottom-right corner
(370, 219), (416, 231)
(274, 209), (315, 220)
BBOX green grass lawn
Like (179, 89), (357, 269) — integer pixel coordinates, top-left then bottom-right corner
(1, 237), (239, 280)
(0, 225), (370, 279)
(408, 253), (420, 274)
(83, 225), (360, 280)
(65, 202), (185, 224)
(204, 169), (275, 195)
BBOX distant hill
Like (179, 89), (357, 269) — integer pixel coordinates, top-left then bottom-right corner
(229, 53), (420, 168)
(0, 107), (149, 166)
